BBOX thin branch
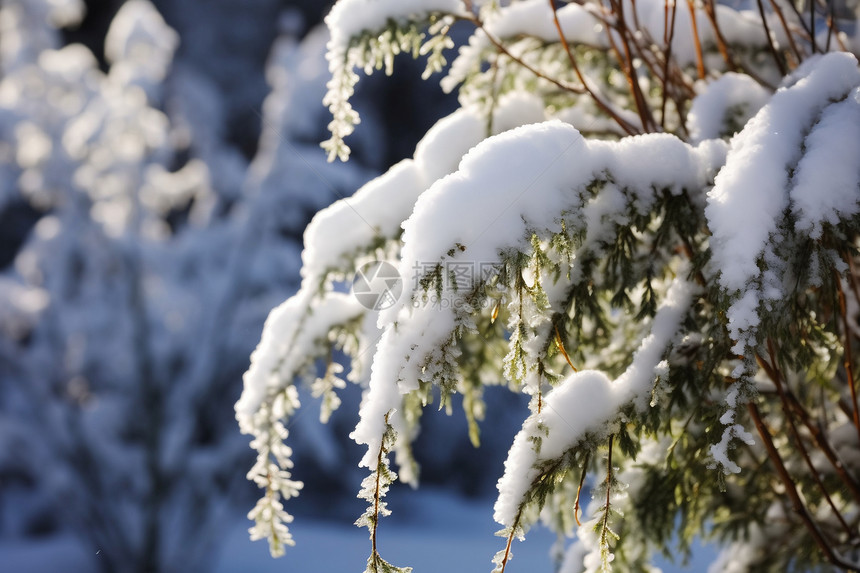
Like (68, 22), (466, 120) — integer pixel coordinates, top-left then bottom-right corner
(574, 451), (591, 526)
(758, 343), (854, 538)
(604, 438), (614, 522)
(811, 0), (817, 52)
(497, 510), (522, 573)
(748, 402), (857, 569)
(607, 0), (657, 131)
(370, 440), (385, 562)
(845, 254), (860, 324)
(686, 0), (707, 79)
(630, 0), (643, 32)
(544, 0), (641, 135)
(756, 0), (788, 76)
(598, 435), (616, 564)
(789, 391), (860, 505)
(767, 0), (803, 65)
(486, 56), (501, 135)
(660, 0), (679, 127)
(784, 0), (820, 53)
(555, 324), (578, 372)
(755, 353), (860, 504)
(834, 271), (860, 448)
(459, 14), (586, 98)
(702, 0), (737, 71)
(586, 1), (695, 119)
(822, 0), (848, 52)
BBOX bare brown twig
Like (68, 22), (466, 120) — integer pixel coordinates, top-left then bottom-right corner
(757, 342), (854, 539)
(748, 402), (857, 570)
(756, 0), (788, 76)
(767, 0), (803, 66)
(544, 0), (642, 135)
(497, 510), (521, 573)
(458, 14), (587, 97)
(660, 0), (679, 127)
(574, 452), (591, 526)
(834, 270), (860, 448)
(607, 0), (658, 131)
(702, 0), (737, 71)
(686, 0), (707, 79)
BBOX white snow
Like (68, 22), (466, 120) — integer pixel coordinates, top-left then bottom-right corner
(490, 91), (546, 137)
(236, 291), (364, 433)
(325, 0), (466, 54)
(104, 0), (177, 66)
(388, 121), (586, 303)
(687, 73), (771, 143)
(482, 0), (605, 46)
(301, 108), (485, 287)
(706, 52), (860, 355)
(791, 86), (860, 239)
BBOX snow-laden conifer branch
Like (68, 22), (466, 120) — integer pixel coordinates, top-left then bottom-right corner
(303, 108), (486, 286)
(356, 416), (413, 573)
(238, 103), (512, 555)
(238, 91), (577, 555)
(705, 52), (860, 473)
(707, 52), (860, 353)
(322, 0), (467, 161)
(238, 291), (363, 553)
(241, 0), (860, 569)
(350, 121), (723, 476)
(494, 273), (695, 528)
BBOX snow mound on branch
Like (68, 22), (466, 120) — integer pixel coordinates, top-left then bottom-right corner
(791, 86), (860, 239)
(325, 0), (466, 53)
(494, 370), (613, 526)
(301, 108), (485, 286)
(236, 292), (363, 433)
(706, 52), (860, 356)
(688, 73), (772, 143)
(482, 0), (604, 45)
(494, 275), (695, 527)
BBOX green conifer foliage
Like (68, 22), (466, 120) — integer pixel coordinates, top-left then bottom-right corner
(238, 1), (860, 570)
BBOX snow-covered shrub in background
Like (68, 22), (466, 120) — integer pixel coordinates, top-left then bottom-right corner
(239, 0), (860, 571)
(0, 0), (376, 571)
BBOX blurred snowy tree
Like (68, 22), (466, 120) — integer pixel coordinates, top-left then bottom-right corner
(239, 0), (860, 572)
(0, 0), (378, 571)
